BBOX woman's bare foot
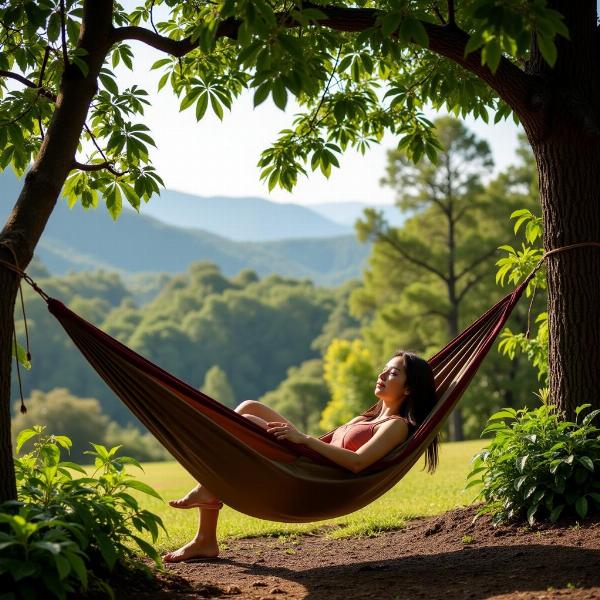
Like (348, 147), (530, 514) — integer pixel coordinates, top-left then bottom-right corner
(162, 537), (219, 563)
(168, 485), (222, 510)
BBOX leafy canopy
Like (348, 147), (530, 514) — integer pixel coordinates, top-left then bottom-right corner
(0, 0), (568, 217)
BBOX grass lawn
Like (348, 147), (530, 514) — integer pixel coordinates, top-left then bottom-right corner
(133, 439), (485, 553)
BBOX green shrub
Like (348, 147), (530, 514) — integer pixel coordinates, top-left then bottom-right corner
(0, 426), (166, 599)
(468, 404), (600, 525)
(0, 507), (88, 599)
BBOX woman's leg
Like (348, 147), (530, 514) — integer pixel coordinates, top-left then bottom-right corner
(163, 401), (292, 561)
(169, 400), (291, 509)
(162, 507), (220, 562)
(235, 399), (293, 426)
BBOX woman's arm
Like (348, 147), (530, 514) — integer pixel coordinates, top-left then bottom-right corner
(267, 419), (408, 473)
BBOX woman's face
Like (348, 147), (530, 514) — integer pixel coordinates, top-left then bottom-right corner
(375, 355), (409, 403)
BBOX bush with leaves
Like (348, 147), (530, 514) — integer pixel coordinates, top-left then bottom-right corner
(468, 404), (600, 525)
(0, 426), (165, 599)
(0, 507), (88, 599)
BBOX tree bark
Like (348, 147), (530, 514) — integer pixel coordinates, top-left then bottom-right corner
(532, 135), (600, 418)
(0, 266), (19, 501)
(522, 1), (600, 419)
(0, 0), (114, 503)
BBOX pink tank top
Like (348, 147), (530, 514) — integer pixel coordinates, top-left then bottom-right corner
(328, 416), (405, 452)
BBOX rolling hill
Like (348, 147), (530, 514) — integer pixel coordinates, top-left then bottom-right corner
(1, 171), (370, 285)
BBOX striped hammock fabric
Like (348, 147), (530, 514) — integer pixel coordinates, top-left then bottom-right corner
(46, 280), (527, 523)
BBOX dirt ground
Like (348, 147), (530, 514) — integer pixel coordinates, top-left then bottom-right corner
(115, 507), (600, 600)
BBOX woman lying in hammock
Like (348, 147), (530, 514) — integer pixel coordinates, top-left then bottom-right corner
(162, 350), (439, 562)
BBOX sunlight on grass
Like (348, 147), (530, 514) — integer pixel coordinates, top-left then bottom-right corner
(134, 440), (484, 553)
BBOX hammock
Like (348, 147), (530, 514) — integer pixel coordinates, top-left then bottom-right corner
(40, 279), (528, 523)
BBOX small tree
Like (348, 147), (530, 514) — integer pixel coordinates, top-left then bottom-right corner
(321, 339), (377, 431)
(260, 359), (329, 434)
(201, 365), (236, 409)
(356, 118), (510, 440)
(11, 388), (109, 460)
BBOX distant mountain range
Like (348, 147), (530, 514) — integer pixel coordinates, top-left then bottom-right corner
(132, 190), (354, 241)
(133, 191), (406, 239)
(0, 171), (372, 284)
(308, 202), (406, 227)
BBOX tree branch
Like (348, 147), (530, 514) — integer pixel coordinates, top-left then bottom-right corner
(456, 268), (492, 303)
(0, 71), (57, 102)
(447, 0), (456, 28)
(80, 123), (128, 176)
(378, 230), (449, 283)
(38, 46), (51, 88)
(455, 246), (498, 282)
(149, 0), (159, 35)
(84, 123), (110, 162)
(309, 45), (342, 131)
(110, 4), (540, 116)
(433, 4), (446, 25)
(0, 102), (36, 127)
(37, 116), (45, 141)
(59, 0), (70, 67)
(72, 160), (125, 176)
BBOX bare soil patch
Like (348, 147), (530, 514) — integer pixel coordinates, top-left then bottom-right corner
(112, 507), (600, 599)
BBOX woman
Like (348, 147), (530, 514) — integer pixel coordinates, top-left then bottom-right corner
(162, 350), (438, 562)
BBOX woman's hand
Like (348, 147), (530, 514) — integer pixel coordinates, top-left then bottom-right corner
(267, 421), (308, 445)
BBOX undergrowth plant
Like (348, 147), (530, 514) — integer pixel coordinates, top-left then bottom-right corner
(468, 404), (600, 525)
(0, 426), (166, 599)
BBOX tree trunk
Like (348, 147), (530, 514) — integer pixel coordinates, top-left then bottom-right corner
(447, 195), (464, 442)
(0, 0), (113, 503)
(522, 2), (600, 419)
(0, 267), (19, 501)
(447, 306), (464, 441)
(532, 135), (600, 418)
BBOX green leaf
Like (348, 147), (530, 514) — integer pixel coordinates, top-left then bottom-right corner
(72, 56), (89, 78)
(60, 461), (87, 475)
(482, 39), (501, 73)
(210, 94), (224, 120)
(272, 80), (288, 111)
(536, 34), (557, 67)
(121, 479), (162, 500)
(575, 496), (588, 519)
(195, 93), (209, 120)
(99, 74), (119, 95)
(514, 475), (528, 491)
(253, 82), (271, 107)
(12, 340), (31, 370)
(579, 456), (594, 472)
(526, 504), (538, 526)
(94, 530), (118, 570)
(65, 550), (88, 589)
(549, 504), (564, 522)
(464, 478), (483, 490)
(16, 428), (38, 454)
(31, 541), (62, 555)
(131, 535), (161, 566)
(105, 183), (122, 220)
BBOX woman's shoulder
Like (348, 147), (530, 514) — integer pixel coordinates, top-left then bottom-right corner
(346, 415), (370, 425)
(374, 415), (410, 430)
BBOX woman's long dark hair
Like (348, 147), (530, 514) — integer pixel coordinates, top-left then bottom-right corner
(363, 350), (439, 473)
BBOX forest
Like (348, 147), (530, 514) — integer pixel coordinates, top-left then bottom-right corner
(11, 120), (545, 460)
